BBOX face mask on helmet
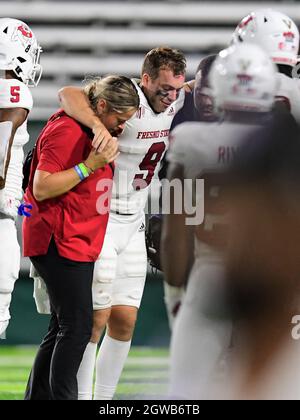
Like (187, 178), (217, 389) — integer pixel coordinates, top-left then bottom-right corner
(232, 9), (300, 67)
(0, 18), (43, 86)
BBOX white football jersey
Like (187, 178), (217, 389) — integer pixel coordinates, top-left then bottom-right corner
(276, 73), (300, 124)
(0, 78), (32, 215)
(168, 121), (256, 262)
(110, 79), (185, 215)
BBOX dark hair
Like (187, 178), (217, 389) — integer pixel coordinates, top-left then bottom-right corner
(196, 54), (217, 89)
(142, 47), (186, 80)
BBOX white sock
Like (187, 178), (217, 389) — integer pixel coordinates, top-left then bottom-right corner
(164, 282), (185, 330)
(94, 335), (131, 400)
(77, 342), (98, 400)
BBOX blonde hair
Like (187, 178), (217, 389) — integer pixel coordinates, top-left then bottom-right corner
(84, 75), (139, 114)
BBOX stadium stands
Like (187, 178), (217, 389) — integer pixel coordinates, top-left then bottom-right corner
(2, 1), (300, 120)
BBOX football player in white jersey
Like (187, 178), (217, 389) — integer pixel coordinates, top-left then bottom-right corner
(58, 47), (190, 400)
(216, 114), (300, 400)
(231, 9), (300, 123)
(161, 44), (278, 399)
(0, 18), (42, 337)
(161, 54), (218, 331)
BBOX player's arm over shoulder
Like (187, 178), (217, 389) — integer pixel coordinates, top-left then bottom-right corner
(58, 85), (114, 149)
(58, 85), (100, 131)
(58, 86), (86, 114)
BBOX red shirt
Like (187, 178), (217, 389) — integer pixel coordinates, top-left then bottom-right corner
(23, 110), (114, 262)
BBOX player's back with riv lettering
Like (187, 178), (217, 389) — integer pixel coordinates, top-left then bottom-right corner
(168, 121), (257, 261)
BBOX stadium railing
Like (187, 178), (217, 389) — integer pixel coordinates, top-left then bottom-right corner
(3, 1), (300, 24)
(3, 1), (299, 120)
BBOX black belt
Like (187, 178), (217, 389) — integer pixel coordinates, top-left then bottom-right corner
(111, 210), (135, 216)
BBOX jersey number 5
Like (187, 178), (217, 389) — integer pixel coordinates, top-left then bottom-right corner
(133, 142), (166, 190)
(10, 86), (20, 103)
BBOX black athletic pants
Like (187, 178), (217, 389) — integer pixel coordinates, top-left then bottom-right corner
(24, 238), (94, 400)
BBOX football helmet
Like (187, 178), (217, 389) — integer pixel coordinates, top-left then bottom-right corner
(210, 43), (277, 112)
(232, 9), (299, 67)
(0, 18), (42, 86)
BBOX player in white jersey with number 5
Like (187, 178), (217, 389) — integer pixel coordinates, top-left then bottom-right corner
(231, 9), (300, 123)
(162, 44), (278, 399)
(58, 47), (189, 400)
(0, 18), (42, 337)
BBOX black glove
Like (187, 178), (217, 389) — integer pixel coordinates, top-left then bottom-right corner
(146, 214), (163, 272)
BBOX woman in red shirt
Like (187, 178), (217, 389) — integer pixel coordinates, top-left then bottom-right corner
(23, 76), (139, 400)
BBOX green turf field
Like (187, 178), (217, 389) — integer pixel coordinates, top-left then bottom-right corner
(0, 346), (170, 400)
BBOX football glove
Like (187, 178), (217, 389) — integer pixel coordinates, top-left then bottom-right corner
(146, 214), (163, 272)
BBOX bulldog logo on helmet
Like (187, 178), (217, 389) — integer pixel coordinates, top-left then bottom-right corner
(17, 25), (33, 39)
(283, 32), (295, 43)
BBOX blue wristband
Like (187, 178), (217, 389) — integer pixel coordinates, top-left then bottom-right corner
(18, 203), (33, 218)
(74, 165), (85, 181)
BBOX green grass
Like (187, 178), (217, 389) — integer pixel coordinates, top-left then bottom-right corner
(0, 346), (169, 400)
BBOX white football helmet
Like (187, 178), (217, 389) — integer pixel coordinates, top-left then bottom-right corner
(232, 9), (299, 67)
(0, 18), (42, 86)
(210, 43), (277, 113)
